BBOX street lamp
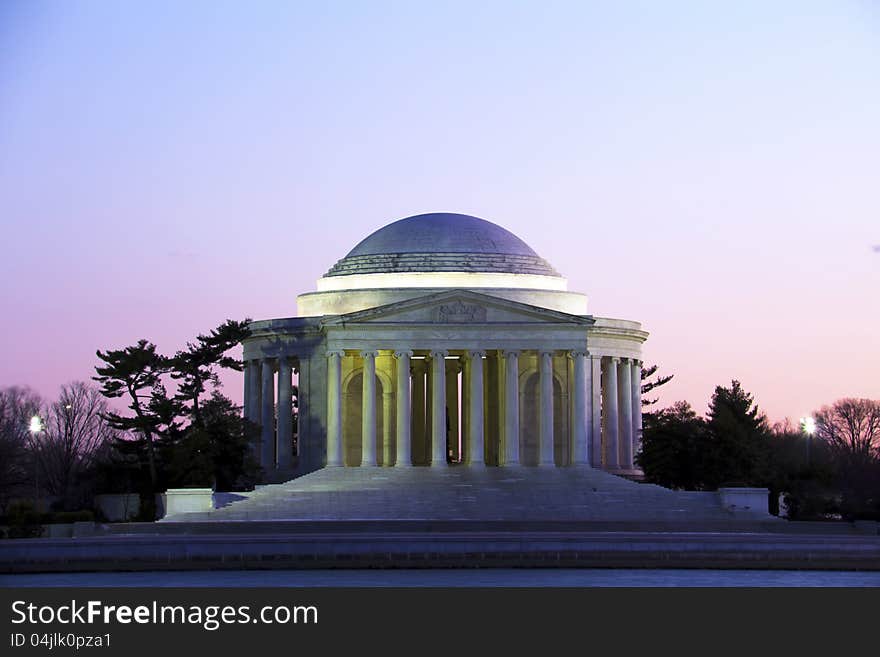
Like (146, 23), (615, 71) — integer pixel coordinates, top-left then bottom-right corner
(799, 416), (816, 465)
(29, 415), (42, 504)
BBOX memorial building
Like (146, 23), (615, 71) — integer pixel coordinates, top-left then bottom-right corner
(242, 212), (646, 481)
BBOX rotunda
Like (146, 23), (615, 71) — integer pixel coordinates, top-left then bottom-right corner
(242, 213), (646, 480)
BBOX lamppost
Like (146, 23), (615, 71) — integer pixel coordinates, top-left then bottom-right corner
(29, 415), (42, 506)
(799, 416), (816, 466)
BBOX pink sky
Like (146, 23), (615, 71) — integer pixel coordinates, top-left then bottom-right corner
(1, 2), (878, 423)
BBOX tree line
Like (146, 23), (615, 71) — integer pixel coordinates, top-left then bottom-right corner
(0, 319), (257, 521)
(638, 380), (880, 520)
(1, 349), (877, 524)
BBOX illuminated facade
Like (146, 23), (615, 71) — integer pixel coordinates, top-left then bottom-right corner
(242, 213), (646, 481)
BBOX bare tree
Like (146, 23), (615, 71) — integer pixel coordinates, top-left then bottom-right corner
(29, 382), (117, 507)
(814, 398), (880, 462)
(0, 386), (42, 510)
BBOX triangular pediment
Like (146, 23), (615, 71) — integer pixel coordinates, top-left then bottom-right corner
(321, 290), (593, 326)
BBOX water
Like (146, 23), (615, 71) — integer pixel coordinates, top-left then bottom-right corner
(3, 569), (880, 587)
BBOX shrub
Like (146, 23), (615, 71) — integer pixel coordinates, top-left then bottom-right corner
(46, 510), (94, 524)
(5, 502), (44, 539)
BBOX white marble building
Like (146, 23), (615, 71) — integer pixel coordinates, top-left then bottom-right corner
(242, 213), (646, 481)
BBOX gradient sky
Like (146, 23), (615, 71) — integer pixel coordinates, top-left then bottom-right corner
(2, 1), (878, 423)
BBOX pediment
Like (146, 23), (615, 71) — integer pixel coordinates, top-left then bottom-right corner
(321, 290), (593, 326)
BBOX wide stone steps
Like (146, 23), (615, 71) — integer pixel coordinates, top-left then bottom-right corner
(162, 466), (745, 523)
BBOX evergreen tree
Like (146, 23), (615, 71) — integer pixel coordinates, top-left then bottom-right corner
(171, 319), (250, 427)
(93, 319), (263, 502)
(704, 380), (770, 488)
(640, 364), (674, 409)
(166, 392), (259, 490)
(93, 340), (170, 491)
(637, 401), (709, 490)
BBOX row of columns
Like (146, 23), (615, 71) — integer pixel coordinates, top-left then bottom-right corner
(599, 356), (644, 471)
(243, 358), (297, 470)
(322, 349), (642, 470)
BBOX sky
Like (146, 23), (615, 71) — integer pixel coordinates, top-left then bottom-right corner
(1, 1), (878, 424)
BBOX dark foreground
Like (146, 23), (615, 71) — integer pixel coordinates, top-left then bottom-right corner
(1, 520), (879, 573)
(4, 568), (880, 587)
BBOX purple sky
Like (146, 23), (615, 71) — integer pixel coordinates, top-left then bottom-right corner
(2, 1), (878, 423)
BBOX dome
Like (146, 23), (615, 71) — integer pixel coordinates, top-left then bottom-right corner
(324, 213), (560, 278)
(300, 212), (586, 317)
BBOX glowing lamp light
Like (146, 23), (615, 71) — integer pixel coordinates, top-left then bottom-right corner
(29, 416), (43, 433)
(799, 416), (816, 435)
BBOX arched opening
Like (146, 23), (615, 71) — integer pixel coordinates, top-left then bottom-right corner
(445, 360), (463, 464)
(519, 371), (569, 465)
(342, 371), (385, 466)
(520, 372), (539, 465)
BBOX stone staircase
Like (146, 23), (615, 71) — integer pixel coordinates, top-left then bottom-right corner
(161, 465), (751, 523)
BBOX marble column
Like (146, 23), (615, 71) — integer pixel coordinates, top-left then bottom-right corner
(411, 359), (427, 465)
(260, 359), (275, 469)
(467, 350), (485, 466)
(277, 357), (293, 469)
(631, 359), (643, 464)
(590, 354), (602, 467)
(445, 359), (461, 462)
(297, 357), (311, 470)
(460, 358), (470, 462)
(425, 364), (433, 459)
(394, 351), (412, 467)
(243, 360), (252, 421)
(248, 360), (262, 423)
(382, 391), (394, 466)
(246, 360), (261, 458)
(503, 350), (520, 466)
(618, 358), (634, 470)
(361, 351), (378, 467)
(539, 351), (555, 466)
(603, 357), (620, 470)
(430, 350), (448, 467)
(326, 350), (344, 466)
(242, 360), (250, 420)
(571, 350), (589, 465)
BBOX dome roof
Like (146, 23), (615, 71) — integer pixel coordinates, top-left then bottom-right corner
(324, 213), (560, 278)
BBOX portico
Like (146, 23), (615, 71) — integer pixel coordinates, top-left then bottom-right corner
(244, 290), (646, 476)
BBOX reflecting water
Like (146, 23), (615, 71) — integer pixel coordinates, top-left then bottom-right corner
(3, 569), (880, 587)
